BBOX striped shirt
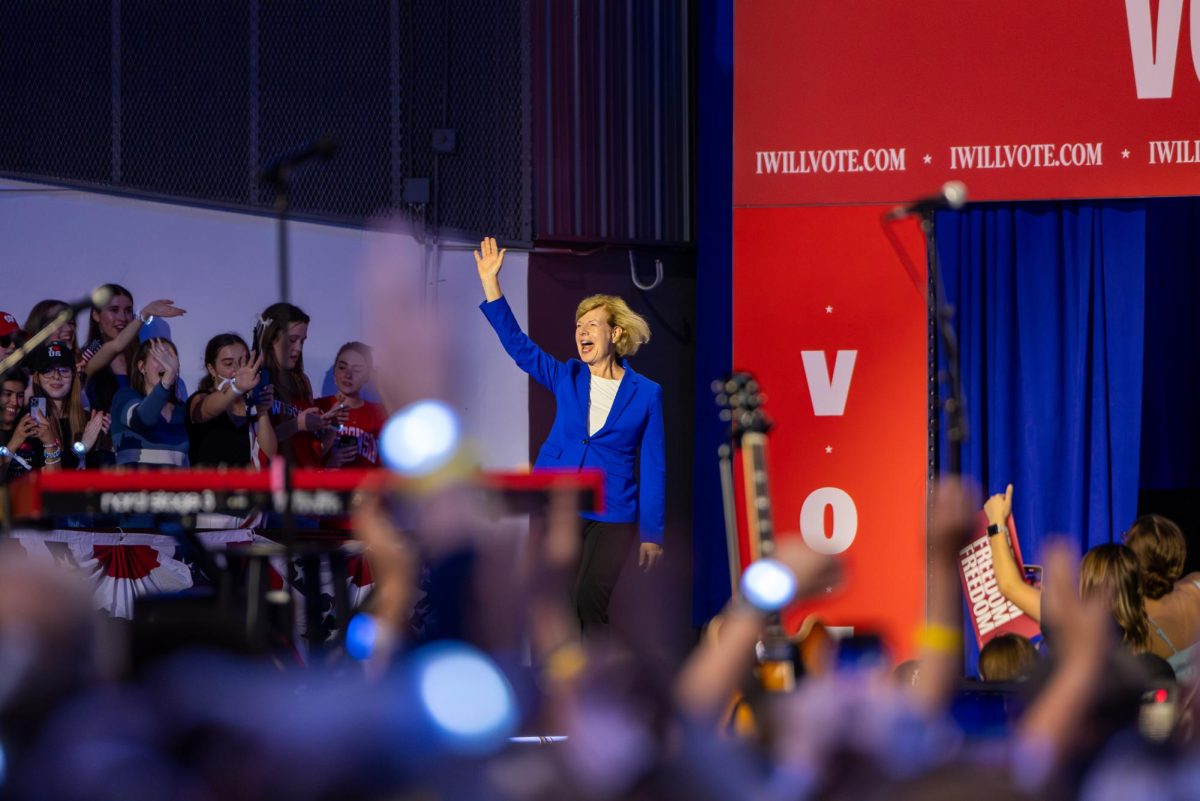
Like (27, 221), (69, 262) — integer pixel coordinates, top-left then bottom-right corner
(111, 384), (190, 467)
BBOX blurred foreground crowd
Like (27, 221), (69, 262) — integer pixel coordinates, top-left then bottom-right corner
(0, 477), (1195, 801)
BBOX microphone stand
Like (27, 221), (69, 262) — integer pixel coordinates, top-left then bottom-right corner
(879, 210), (968, 475)
(261, 169), (303, 650)
(920, 210), (967, 476)
(882, 206), (969, 675)
(262, 159), (344, 661)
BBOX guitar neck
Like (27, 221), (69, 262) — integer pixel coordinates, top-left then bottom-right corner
(740, 431), (775, 562)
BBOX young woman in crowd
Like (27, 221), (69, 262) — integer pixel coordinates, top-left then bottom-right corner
(254, 303), (338, 467)
(27, 341), (111, 470)
(986, 483), (1152, 653)
(110, 338), (189, 467)
(316, 342), (385, 468)
(977, 633), (1038, 682)
(0, 370), (39, 479)
(0, 312), (25, 365)
(1123, 514), (1200, 677)
(82, 285), (185, 414)
(1078, 543), (1152, 654)
(23, 300), (79, 351)
(186, 333), (277, 468)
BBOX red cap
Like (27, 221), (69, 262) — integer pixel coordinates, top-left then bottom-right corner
(0, 313), (19, 338)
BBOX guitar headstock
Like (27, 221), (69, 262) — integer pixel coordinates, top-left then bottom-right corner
(712, 372), (771, 441)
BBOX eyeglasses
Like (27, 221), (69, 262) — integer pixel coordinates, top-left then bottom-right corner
(0, 334), (23, 348)
(38, 367), (72, 379)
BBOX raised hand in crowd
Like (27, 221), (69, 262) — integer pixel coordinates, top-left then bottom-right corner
(352, 488), (418, 677)
(232, 350), (264, 396)
(983, 481), (1013, 525)
(916, 477), (977, 712)
(84, 298), (187, 379)
(1016, 539), (1112, 789)
(474, 236), (506, 302)
(79, 410), (110, 453)
(149, 339), (179, 389)
(674, 537), (840, 722)
(984, 483), (1042, 621)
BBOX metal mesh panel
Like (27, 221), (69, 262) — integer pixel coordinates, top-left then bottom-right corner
(257, 1), (393, 218)
(435, 0), (531, 240)
(120, 0), (250, 202)
(0, 1), (535, 241)
(0, 1), (112, 182)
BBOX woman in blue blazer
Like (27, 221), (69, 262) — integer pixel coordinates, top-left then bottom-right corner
(475, 237), (665, 632)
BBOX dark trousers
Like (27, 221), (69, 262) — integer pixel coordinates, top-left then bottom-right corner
(574, 519), (637, 633)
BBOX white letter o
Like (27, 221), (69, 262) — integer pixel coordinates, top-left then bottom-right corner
(800, 487), (858, 554)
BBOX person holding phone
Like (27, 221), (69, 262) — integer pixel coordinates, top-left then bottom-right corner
(1, 370), (34, 479)
(475, 236), (666, 633)
(315, 342), (385, 468)
(27, 341), (111, 470)
(253, 303), (338, 467)
(187, 333), (277, 468)
(110, 338), (189, 467)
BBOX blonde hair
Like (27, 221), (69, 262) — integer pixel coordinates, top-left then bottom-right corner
(574, 295), (650, 357)
(1080, 544), (1151, 654)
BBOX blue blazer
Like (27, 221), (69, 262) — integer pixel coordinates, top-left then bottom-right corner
(481, 296), (665, 544)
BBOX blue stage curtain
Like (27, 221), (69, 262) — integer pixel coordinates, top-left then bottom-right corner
(935, 201), (1146, 673)
(935, 201), (1147, 561)
(1140, 199), (1200, 491)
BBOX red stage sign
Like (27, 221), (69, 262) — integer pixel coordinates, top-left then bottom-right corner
(733, 206), (929, 656)
(736, 0), (1200, 206)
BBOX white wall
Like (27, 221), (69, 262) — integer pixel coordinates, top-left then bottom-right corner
(0, 178), (529, 469)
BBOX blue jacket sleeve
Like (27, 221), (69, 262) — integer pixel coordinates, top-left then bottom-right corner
(479, 295), (565, 391)
(123, 383), (172, 431)
(638, 384), (666, 544)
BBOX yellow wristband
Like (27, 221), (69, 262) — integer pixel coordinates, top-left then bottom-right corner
(916, 623), (962, 653)
(543, 643), (587, 683)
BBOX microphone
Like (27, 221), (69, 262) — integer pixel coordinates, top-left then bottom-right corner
(68, 285), (114, 315)
(260, 135), (338, 185)
(885, 181), (968, 220)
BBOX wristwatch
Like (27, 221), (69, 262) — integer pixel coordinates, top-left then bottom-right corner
(986, 523), (1004, 537)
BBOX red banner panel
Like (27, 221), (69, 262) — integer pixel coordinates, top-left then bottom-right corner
(735, 0), (1200, 206)
(733, 206), (928, 656)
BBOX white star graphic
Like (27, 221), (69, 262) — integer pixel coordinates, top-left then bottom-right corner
(922, 154), (932, 165)
(825, 445), (833, 454)
(1121, 148), (1131, 159)
(825, 305), (833, 314)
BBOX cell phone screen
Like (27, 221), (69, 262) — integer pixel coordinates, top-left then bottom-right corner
(29, 397), (47, 420)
